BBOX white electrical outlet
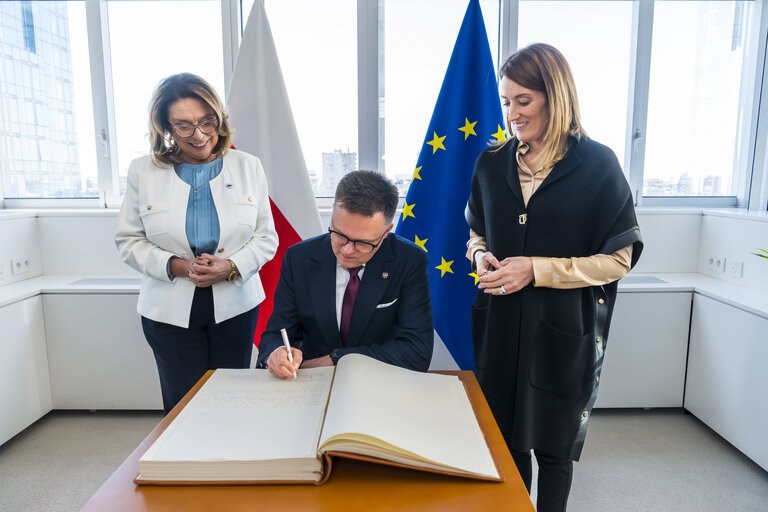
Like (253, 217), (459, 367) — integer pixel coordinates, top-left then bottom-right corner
(726, 260), (743, 277)
(11, 257), (31, 275)
(0, 262), (6, 281)
(707, 255), (725, 273)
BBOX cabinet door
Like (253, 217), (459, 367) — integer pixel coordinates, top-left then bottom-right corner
(43, 294), (162, 409)
(595, 292), (691, 408)
(0, 296), (52, 444)
(686, 294), (768, 471)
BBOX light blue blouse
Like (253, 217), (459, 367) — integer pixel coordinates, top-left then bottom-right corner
(174, 158), (223, 256)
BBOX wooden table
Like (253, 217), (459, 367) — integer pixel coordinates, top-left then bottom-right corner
(81, 370), (534, 511)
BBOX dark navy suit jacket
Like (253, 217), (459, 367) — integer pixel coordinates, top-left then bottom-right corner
(257, 232), (433, 371)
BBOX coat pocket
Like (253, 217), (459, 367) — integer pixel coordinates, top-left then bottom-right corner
(138, 203), (169, 238)
(529, 320), (593, 398)
(232, 195), (258, 226)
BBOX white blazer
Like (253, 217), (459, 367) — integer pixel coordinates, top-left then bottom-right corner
(115, 150), (278, 328)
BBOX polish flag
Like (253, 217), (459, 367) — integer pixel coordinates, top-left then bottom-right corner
(226, 0), (324, 350)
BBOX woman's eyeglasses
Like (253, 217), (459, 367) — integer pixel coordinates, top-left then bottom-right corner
(170, 118), (219, 138)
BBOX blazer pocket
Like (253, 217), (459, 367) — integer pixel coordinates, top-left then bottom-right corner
(138, 203), (169, 237)
(376, 298), (398, 309)
(232, 195), (258, 226)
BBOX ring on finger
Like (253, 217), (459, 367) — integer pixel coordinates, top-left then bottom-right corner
(499, 284), (507, 295)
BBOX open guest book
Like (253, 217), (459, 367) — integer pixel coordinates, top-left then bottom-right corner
(135, 354), (502, 484)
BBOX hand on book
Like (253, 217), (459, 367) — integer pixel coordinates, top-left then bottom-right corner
(267, 346), (303, 379)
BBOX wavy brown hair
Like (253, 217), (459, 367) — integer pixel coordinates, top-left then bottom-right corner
(148, 73), (232, 166)
(498, 43), (586, 171)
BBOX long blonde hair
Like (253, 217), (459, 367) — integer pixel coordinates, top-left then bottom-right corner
(148, 73), (232, 166)
(498, 43), (586, 171)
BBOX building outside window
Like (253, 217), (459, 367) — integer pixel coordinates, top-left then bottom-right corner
(0, 1), (95, 198)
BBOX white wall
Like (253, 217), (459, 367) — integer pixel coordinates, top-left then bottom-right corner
(36, 211), (136, 277)
(0, 213), (43, 286)
(696, 211), (768, 292)
(3, 208), (767, 284)
(632, 210), (701, 273)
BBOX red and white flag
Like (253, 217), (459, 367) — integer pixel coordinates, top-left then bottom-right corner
(227, 0), (324, 348)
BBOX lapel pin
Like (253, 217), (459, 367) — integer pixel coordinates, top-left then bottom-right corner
(226, 183), (233, 189)
(382, 272), (389, 279)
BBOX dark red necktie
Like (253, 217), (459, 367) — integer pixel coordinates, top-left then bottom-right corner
(340, 267), (361, 346)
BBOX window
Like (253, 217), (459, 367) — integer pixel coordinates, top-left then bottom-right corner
(264, 0), (357, 197)
(518, 0), (632, 169)
(0, 1), (97, 199)
(644, 0), (754, 197)
(2, 0), (768, 209)
(384, 0), (499, 196)
(21, 1), (36, 53)
(107, 0), (225, 195)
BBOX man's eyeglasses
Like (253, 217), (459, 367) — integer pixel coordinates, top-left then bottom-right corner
(328, 228), (388, 253)
(170, 118), (219, 138)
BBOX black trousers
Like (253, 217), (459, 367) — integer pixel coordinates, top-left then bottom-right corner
(509, 446), (573, 512)
(141, 286), (258, 415)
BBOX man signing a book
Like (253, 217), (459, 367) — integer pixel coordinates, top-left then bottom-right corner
(258, 170), (434, 378)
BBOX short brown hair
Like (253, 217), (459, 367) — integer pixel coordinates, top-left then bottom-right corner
(148, 73), (232, 165)
(334, 170), (399, 225)
(498, 43), (586, 171)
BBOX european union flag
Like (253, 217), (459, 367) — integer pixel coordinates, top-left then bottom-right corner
(395, 0), (504, 371)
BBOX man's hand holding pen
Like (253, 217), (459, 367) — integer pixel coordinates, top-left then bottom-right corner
(268, 346), (303, 379)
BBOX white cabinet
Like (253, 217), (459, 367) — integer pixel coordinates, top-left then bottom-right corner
(686, 294), (768, 471)
(43, 294), (162, 409)
(595, 292), (692, 408)
(0, 296), (52, 445)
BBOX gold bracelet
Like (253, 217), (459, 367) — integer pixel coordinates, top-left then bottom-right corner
(225, 259), (239, 282)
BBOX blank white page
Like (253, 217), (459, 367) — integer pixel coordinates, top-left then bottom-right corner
(319, 354), (498, 479)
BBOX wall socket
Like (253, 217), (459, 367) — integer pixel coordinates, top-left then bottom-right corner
(11, 257), (31, 275)
(726, 260), (743, 278)
(0, 262), (6, 281)
(707, 255), (725, 273)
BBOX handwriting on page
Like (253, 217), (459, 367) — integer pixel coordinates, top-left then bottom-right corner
(191, 370), (333, 409)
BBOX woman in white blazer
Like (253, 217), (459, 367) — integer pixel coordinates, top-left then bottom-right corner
(115, 73), (278, 414)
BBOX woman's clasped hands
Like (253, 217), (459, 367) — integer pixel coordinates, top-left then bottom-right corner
(188, 253), (231, 287)
(475, 251), (534, 295)
(170, 254), (231, 287)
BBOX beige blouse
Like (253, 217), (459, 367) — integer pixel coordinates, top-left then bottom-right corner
(467, 142), (633, 289)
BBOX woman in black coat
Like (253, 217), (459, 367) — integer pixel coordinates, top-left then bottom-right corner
(466, 43), (643, 512)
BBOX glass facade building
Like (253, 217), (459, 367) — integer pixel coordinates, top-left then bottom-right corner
(0, 1), (85, 198)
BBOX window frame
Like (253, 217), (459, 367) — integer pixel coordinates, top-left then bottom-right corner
(1, 0), (768, 211)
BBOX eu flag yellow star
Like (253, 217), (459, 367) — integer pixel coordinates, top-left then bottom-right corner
(401, 201), (415, 221)
(414, 235), (428, 252)
(426, 132), (447, 154)
(436, 257), (454, 277)
(469, 272), (479, 285)
(458, 118), (477, 140)
(492, 124), (507, 142)
(412, 166), (422, 181)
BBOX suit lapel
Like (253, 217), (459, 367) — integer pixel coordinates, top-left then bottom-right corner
(346, 235), (394, 346)
(306, 236), (342, 347)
